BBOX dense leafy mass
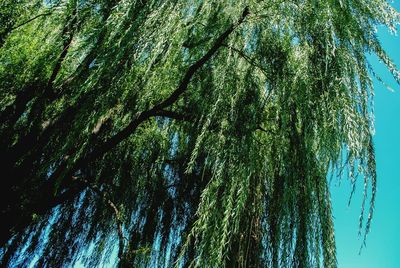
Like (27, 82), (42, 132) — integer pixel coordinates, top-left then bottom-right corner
(0, 0), (399, 267)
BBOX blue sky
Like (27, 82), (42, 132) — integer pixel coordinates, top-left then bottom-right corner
(331, 2), (400, 267)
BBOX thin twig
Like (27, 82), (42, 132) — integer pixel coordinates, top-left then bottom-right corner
(222, 44), (269, 77)
(74, 177), (126, 259)
(12, 13), (53, 31)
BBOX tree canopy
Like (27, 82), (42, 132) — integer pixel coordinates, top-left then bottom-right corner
(0, 0), (399, 267)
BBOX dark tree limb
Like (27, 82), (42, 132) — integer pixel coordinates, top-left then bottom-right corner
(48, 7), (249, 187)
(77, 6), (250, 166)
(11, 12), (53, 31)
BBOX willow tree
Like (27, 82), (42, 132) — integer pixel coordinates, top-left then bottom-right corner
(0, 0), (399, 267)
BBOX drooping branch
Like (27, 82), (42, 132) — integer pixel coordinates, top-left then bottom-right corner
(46, 6), (78, 94)
(222, 44), (269, 77)
(65, 7), (250, 179)
(149, 7), (250, 113)
(75, 177), (126, 259)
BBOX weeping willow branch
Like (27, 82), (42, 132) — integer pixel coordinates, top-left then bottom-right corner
(59, 6), (250, 185)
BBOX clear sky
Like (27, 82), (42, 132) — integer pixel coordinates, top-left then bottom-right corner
(331, 2), (400, 268)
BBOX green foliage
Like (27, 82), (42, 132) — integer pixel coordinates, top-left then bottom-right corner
(0, 0), (399, 267)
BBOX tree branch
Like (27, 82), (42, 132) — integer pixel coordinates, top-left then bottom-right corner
(222, 44), (269, 77)
(44, 8), (250, 226)
(11, 12), (53, 31)
(73, 7), (249, 168)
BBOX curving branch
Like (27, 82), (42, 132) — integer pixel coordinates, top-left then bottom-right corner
(55, 7), (250, 183)
(79, 7), (250, 165)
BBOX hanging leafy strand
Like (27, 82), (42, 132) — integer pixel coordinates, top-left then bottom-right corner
(0, 0), (398, 267)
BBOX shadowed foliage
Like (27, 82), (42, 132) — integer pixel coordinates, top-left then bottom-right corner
(0, 0), (399, 267)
